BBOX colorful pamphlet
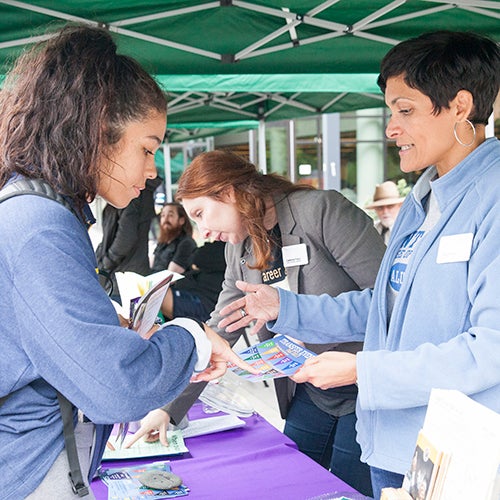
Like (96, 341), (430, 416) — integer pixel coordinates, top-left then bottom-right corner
(99, 460), (189, 499)
(229, 334), (316, 382)
(114, 270), (183, 338)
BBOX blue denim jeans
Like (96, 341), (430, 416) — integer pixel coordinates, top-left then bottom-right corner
(284, 384), (373, 497)
(370, 466), (404, 500)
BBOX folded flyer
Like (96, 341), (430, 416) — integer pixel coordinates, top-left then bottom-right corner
(128, 273), (174, 338)
(229, 334), (316, 382)
(99, 460), (189, 499)
(115, 270), (183, 338)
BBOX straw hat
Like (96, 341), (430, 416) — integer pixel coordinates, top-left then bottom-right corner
(366, 181), (405, 209)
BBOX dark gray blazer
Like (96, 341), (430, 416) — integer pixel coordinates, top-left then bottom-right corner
(165, 189), (386, 422)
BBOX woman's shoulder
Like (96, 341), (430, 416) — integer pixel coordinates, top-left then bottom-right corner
(286, 188), (346, 204)
(285, 188), (358, 219)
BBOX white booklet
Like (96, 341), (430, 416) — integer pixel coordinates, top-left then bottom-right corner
(180, 414), (246, 439)
(102, 429), (188, 460)
(420, 389), (500, 500)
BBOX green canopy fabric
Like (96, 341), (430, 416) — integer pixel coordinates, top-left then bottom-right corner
(1, 0), (499, 138)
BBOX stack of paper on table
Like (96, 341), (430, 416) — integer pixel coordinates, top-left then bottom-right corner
(403, 389), (500, 500)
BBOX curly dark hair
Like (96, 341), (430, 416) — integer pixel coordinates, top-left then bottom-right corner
(176, 150), (313, 270)
(0, 24), (167, 211)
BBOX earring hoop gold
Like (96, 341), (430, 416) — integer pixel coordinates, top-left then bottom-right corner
(453, 119), (476, 147)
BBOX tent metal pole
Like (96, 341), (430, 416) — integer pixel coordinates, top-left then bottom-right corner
(288, 120), (296, 184)
(322, 113), (340, 191)
(163, 143), (173, 203)
(248, 129), (257, 164)
(258, 120), (267, 174)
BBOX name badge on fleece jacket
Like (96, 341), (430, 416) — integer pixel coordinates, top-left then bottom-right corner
(436, 233), (473, 263)
(282, 243), (308, 267)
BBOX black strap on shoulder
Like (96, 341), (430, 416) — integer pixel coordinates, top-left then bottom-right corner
(0, 178), (76, 215)
(57, 392), (89, 497)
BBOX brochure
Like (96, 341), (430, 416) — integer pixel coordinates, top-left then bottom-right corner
(128, 273), (174, 338)
(114, 270), (183, 337)
(102, 429), (188, 461)
(229, 334), (316, 382)
(402, 429), (445, 500)
(419, 389), (500, 500)
(100, 460), (189, 499)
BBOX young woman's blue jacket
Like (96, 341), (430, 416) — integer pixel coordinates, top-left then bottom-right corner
(0, 184), (199, 499)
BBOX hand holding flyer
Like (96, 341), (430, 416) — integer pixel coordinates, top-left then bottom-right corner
(229, 335), (316, 382)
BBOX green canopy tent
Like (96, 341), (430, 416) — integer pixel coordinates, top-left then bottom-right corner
(1, 0), (499, 183)
(2, 0), (499, 130)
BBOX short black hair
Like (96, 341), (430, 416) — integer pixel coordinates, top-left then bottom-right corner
(377, 31), (500, 125)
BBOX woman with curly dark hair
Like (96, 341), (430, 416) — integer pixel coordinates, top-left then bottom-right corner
(0, 24), (252, 499)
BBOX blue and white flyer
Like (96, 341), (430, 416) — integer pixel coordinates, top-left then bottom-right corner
(229, 335), (316, 382)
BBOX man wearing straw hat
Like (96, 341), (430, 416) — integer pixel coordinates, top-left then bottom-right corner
(366, 181), (405, 244)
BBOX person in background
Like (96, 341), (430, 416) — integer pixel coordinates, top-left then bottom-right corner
(217, 31), (500, 499)
(0, 25), (254, 500)
(365, 181), (404, 244)
(128, 149), (386, 496)
(151, 202), (197, 274)
(161, 240), (227, 323)
(96, 177), (161, 300)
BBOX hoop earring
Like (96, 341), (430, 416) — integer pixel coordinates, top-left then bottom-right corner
(453, 119), (476, 147)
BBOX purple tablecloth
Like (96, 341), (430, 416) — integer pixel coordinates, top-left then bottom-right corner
(92, 402), (362, 500)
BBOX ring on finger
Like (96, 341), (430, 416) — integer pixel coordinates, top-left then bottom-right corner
(239, 308), (247, 318)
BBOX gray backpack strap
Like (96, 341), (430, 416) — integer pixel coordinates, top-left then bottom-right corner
(0, 178), (75, 215)
(57, 393), (90, 497)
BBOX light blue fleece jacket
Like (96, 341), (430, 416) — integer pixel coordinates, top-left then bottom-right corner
(0, 189), (200, 499)
(269, 138), (500, 474)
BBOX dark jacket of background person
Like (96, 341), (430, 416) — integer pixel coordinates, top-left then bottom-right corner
(164, 189), (385, 422)
(151, 232), (197, 273)
(96, 177), (161, 293)
(173, 240), (226, 315)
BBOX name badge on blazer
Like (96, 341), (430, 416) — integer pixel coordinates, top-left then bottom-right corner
(282, 243), (308, 267)
(436, 233), (473, 263)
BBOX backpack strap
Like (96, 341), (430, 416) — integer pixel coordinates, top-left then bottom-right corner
(0, 178), (76, 215)
(0, 178), (90, 497)
(57, 393), (90, 497)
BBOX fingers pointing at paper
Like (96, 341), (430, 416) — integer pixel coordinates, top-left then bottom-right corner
(124, 408), (171, 449)
(218, 280), (280, 333)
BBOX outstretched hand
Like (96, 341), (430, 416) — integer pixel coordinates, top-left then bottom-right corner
(218, 281), (280, 334)
(190, 323), (260, 382)
(124, 408), (171, 448)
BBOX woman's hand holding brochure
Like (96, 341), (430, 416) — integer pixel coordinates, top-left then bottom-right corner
(291, 351), (357, 390)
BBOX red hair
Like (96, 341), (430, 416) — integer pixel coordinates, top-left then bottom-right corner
(176, 150), (312, 270)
